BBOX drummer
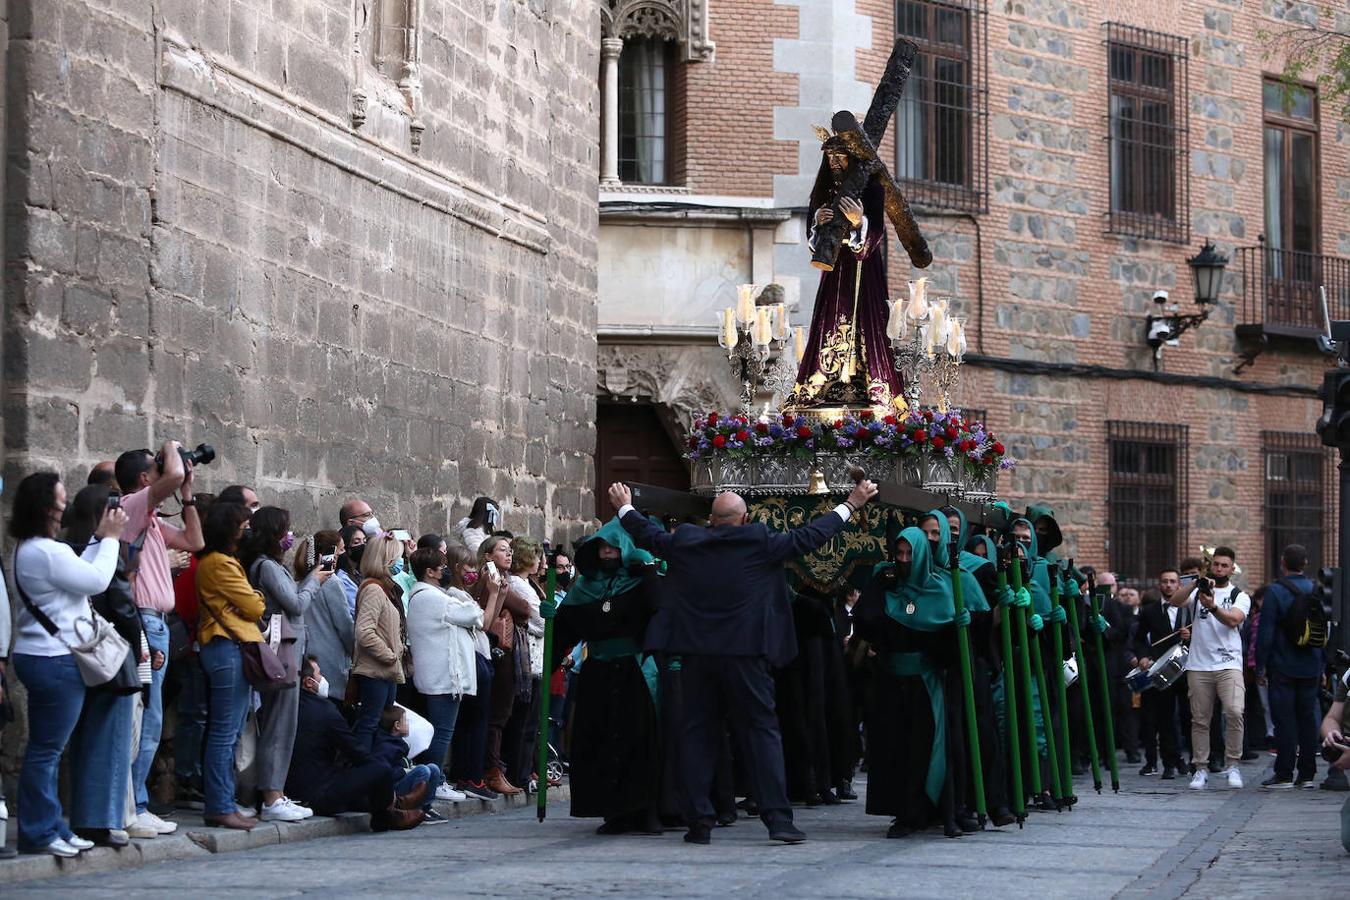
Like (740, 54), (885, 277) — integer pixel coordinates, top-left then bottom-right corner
(1131, 566), (1193, 780)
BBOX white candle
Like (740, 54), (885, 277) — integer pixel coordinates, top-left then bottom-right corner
(772, 303), (789, 341)
(794, 326), (805, 363)
(737, 284), (756, 325)
(722, 307), (738, 350)
(887, 297), (905, 341)
(906, 277), (929, 320)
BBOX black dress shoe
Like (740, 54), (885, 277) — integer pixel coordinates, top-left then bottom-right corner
(75, 827), (128, 848)
(803, 792), (822, 807)
(684, 825), (712, 845)
(835, 782), (858, 801)
(991, 807), (1016, 828)
(1240, 751), (1260, 761)
(817, 789), (841, 806)
(768, 822), (807, 843)
(1034, 792), (1055, 810)
(956, 814), (980, 833)
(943, 821), (962, 838)
(715, 812), (737, 827)
(736, 798), (760, 817)
(885, 821), (911, 839)
(596, 819), (631, 835)
(1161, 767), (1177, 780)
(1139, 764), (1157, 776)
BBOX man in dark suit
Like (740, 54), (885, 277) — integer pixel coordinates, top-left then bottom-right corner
(609, 478), (878, 845)
(1131, 567), (1192, 779)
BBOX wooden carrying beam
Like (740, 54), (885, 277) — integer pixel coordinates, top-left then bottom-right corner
(627, 483), (713, 520)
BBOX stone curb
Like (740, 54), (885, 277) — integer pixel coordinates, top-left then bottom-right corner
(0, 785), (569, 885)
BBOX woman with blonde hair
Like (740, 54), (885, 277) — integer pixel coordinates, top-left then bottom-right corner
(350, 532), (407, 749)
(505, 536), (547, 790)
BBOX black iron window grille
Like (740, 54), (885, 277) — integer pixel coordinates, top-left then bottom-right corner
(1262, 431), (1332, 577)
(894, 0), (988, 213)
(1104, 23), (1189, 244)
(1107, 421), (1189, 587)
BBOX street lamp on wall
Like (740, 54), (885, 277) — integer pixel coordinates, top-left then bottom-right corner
(1145, 240), (1229, 370)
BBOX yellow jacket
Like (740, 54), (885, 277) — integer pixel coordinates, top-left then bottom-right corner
(196, 552), (265, 644)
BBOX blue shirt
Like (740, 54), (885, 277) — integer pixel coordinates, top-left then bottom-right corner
(336, 570), (359, 619)
(1256, 574), (1324, 679)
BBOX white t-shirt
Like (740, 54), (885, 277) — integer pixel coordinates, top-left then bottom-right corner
(1186, 583), (1250, 672)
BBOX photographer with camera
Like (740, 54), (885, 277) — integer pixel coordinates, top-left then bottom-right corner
(1257, 544), (1326, 789)
(1180, 547), (1249, 790)
(1318, 662), (1350, 852)
(114, 440), (209, 837)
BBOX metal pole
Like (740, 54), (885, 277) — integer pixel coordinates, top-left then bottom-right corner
(1049, 576), (1075, 808)
(1062, 564), (1103, 794)
(1011, 550), (1061, 806)
(950, 557), (986, 826)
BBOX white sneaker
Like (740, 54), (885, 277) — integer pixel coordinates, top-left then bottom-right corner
(435, 784), (466, 802)
(236, 804), (257, 818)
(43, 837), (80, 858)
(1189, 769), (1208, 790)
(1226, 767), (1244, 789)
(259, 798), (308, 822)
(0, 798), (8, 821)
(125, 817), (157, 839)
(65, 834), (94, 851)
(137, 810), (178, 835)
(283, 797), (313, 819)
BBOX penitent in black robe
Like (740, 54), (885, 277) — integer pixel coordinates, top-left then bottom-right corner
(550, 570), (661, 821)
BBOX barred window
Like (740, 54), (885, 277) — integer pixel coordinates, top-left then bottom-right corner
(1262, 432), (1330, 577)
(1105, 24), (1189, 243)
(619, 38), (674, 185)
(1107, 422), (1189, 586)
(894, 0), (988, 212)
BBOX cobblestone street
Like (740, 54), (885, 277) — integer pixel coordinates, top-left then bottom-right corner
(8, 757), (1346, 898)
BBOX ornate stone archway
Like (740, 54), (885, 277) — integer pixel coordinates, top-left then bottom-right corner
(601, 0), (715, 61)
(597, 343), (740, 438)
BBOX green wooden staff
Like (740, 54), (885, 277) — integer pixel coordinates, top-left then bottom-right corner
(537, 567), (557, 822)
(1061, 562), (1102, 794)
(950, 551), (986, 827)
(1086, 571), (1121, 793)
(1049, 575), (1075, 807)
(1012, 547), (1064, 807)
(995, 553), (1025, 825)
(1007, 545), (1042, 805)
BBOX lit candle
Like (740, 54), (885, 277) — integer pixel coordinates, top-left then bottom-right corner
(737, 284), (757, 326)
(906, 277), (930, 320)
(794, 326), (805, 363)
(930, 300), (947, 348)
(722, 307), (738, 350)
(772, 303), (789, 341)
(753, 307), (772, 347)
(887, 297), (905, 340)
(946, 318), (964, 359)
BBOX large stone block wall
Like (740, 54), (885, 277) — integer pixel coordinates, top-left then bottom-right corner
(2, 0), (599, 542)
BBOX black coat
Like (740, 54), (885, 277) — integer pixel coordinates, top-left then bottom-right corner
(286, 690), (373, 805)
(620, 508), (847, 667)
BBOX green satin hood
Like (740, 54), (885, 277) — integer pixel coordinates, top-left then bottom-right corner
(1025, 504), (1063, 555)
(880, 527), (955, 630)
(563, 518), (656, 606)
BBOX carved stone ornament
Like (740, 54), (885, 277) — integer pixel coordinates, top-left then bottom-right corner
(601, 0), (715, 62)
(597, 344), (739, 432)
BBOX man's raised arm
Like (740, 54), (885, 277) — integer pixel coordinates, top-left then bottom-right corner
(609, 482), (675, 558)
(766, 479), (878, 563)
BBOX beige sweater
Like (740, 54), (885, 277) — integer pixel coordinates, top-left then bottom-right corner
(350, 580), (405, 683)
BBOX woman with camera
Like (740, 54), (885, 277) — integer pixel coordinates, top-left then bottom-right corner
(448, 544), (499, 800)
(350, 533), (408, 749)
(242, 507), (327, 822)
(9, 472), (127, 857)
(476, 535), (533, 796)
(296, 530), (356, 701)
(64, 483), (149, 848)
(195, 502), (263, 831)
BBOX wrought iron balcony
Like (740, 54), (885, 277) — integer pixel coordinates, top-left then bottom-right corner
(1236, 244), (1350, 338)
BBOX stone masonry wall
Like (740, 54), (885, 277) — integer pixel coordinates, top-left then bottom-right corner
(1, 0), (599, 543)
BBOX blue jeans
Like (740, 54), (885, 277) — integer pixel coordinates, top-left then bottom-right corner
(13, 653), (85, 850)
(395, 763), (443, 809)
(199, 638), (251, 817)
(70, 689), (135, 829)
(1269, 672), (1321, 781)
(134, 611), (170, 812)
(423, 694), (462, 770)
(352, 675), (399, 750)
(173, 654), (209, 786)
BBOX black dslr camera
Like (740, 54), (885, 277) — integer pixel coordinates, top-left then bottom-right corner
(156, 442), (216, 473)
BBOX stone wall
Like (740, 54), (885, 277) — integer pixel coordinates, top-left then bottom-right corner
(1, 0), (599, 542)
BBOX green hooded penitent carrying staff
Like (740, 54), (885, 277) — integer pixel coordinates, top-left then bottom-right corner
(939, 525), (986, 827)
(1011, 541), (1065, 808)
(1048, 573), (1075, 808)
(1002, 542), (1043, 807)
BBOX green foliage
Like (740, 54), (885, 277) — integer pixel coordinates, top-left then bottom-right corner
(1260, 10), (1350, 124)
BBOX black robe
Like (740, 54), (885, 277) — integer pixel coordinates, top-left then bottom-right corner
(550, 571), (660, 820)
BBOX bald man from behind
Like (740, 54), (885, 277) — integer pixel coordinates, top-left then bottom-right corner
(609, 478), (878, 846)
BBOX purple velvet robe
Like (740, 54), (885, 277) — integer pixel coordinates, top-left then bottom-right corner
(790, 177), (903, 411)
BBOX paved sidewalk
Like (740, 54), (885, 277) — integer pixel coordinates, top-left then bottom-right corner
(4, 756), (1346, 897)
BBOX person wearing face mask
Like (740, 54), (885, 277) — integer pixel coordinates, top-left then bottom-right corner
(854, 527), (964, 839)
(548, 520), (663, 835)
(296, 530), (357, 705)
(285, 657), (423, 831)
(241, 506), (328, 820)
(350, 534), (410, 749)
(551, 551), (573, 601)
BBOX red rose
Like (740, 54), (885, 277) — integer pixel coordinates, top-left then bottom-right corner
(688, 436), (699, 448)
(782, 414), (795, 427)
(735, 416), (748, 427)
(984, 453), (995, 465)
(884, 415), (898, 425)
(992, 442), (1005, 455)
(860, 409), (874, 420)
(932, 436), (946, 450)
(914, 429), (928, 443)
(755, 422), (769, 435)
(946, 427), (958, 440)
(922, 409), (934, 421)
(796, 425), (813, 438)
(833, 419), (844, 429)
(707, 412), (719, 426)
(712, 435), (727, 448)
(735, 429), (750, 442)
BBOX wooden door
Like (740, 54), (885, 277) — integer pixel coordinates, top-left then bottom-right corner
(595, 403), (689, 519)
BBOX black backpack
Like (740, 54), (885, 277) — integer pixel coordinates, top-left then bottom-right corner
(1276, 577), (1331, 650)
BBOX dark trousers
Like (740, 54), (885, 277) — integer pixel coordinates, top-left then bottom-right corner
(448, 655), (494, 784)
(1140, 686), (1182, 769)
(1269, 672), (1321, 781)
(351, 675), (398, 751)
(679, 654), (791, 830)
(307, 761), (396, 818)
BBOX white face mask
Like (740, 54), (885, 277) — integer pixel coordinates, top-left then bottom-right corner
(361, 517), (383, 537)
(315, 677), (330, 700)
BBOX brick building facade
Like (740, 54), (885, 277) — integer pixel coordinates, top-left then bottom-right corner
(0, 0), (600, 542)
(596, 0), (1346, 587)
